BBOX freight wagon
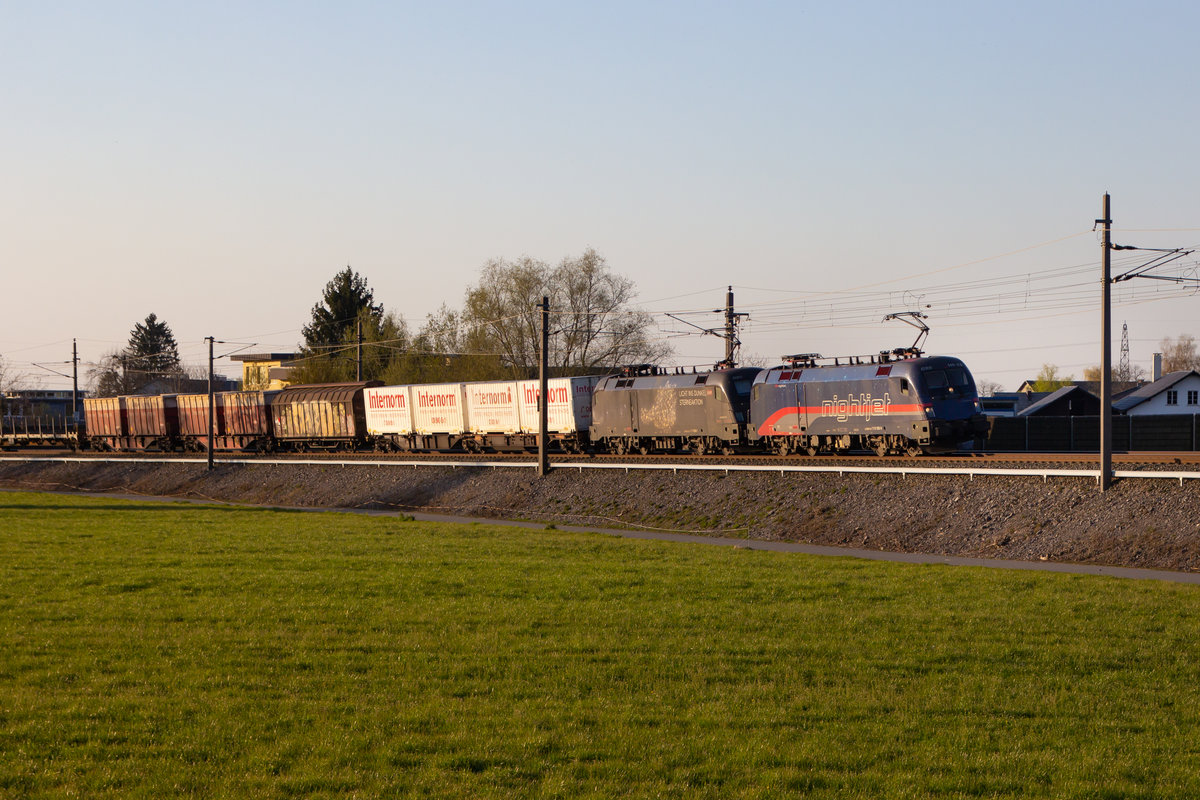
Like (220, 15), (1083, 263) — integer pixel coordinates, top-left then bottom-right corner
(82, 394), (180, 451)
(366, 376), (601, 452)
(271, 382), (379, 450)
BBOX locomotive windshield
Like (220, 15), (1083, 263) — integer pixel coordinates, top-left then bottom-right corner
(731, 375), (755, 398)
(921, 366), (973, 399)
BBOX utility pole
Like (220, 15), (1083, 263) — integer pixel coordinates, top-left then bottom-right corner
(724, 286), (736, 366)
(1098, 194), (1113, 491)
(356, 320), (363, 381)
(720, 286), (748, 369)
(207, 336), (215, 471)
(71, 339), (79, 422)
(538, 296), (550, 477)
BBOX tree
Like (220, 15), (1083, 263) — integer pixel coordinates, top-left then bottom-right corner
(0, 355), (12, 418)
(290, 309), (409, 384)
(87, 313), (183, 396)
(553, 249), (670, 372)
(976, 379), (1004, 397)
(1160, 334), (1200, 373)
(461, 249), (670, 378)
(378, 305), (508, 385)
(1083, 364), (1147, 383)
(1032, 363), (1073, 392)
(89, 352), (139, 397)
(127, 313), (181, 377)
(302, 267), (384, 349)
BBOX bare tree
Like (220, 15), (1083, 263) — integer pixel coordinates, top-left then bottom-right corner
(1083, 364), (1147, 383)
(976, 379), (1004, 397)
(553, 249), (670, 372)
(462, 248), (670, 377)
(1160, 334), (1200, 373)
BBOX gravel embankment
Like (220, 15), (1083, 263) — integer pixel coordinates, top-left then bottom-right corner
(2, 459), (1199, 572)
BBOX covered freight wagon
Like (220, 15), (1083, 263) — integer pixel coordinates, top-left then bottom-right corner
(270, 382), (378, 450)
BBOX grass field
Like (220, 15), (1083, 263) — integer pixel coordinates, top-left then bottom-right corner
(2, 491), (1200, 798)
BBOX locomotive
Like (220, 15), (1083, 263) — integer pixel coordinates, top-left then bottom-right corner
(749, 353), (988, 456)
(590, 365), (760, 455)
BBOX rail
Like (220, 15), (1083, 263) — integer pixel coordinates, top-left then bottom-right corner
(3, 455), (1200, 485)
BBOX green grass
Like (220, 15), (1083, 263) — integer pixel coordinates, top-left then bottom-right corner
(2, 491), (1200, 798)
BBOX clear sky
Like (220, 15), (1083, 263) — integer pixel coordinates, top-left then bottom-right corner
(4, 1), (1199, 391)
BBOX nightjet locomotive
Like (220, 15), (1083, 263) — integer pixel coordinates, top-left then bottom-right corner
(749, 353), (988, 456)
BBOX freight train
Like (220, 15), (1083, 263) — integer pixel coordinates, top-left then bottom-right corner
(50, 351), (986, 457)
(590, 353), (987, 456)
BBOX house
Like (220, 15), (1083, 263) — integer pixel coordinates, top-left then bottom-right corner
(230, 353), (298, 390)
(2, 388), (87, 421)
(1112, 370), (1200, 415)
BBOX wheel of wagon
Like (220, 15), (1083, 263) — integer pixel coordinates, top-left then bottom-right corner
(872, 439), (889, 458)
(637, 442), (650, 456)
(692, 439), (707, 456)
(905, 442), (924, 457)
(611, 439), (626, 456)
(804, 444), (819, 457)
(774, 438), (790, 456)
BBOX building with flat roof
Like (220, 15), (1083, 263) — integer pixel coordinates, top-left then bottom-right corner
(230, 353), (298, 390)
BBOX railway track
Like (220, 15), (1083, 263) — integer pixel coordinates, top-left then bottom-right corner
(4, 447), (1200, 471)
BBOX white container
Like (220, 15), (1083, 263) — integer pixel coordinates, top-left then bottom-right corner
(517, 376), (600, 434)
(411, 383), (468, 434)
(465, 381), (521, 434)
(364, 385), (414, 435)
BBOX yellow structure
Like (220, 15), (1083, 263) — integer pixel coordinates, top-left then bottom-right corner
(230, 353), (297, 391)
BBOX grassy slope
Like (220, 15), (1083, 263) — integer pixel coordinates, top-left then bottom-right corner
(1, 492), (1199, 799)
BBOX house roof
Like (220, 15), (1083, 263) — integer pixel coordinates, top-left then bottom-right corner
(1016, 379), (1142, 395)
(230, 352), (298, 363)
(1017, 385), (1094, 417)
(1112, 370), (1200, 412)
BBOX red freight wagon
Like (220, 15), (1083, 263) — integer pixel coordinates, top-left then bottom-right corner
(217, 390), (276, 451)
(123, 395), (180, 450)
(82, 396), (124, 450)
(175, 393), (221, 451)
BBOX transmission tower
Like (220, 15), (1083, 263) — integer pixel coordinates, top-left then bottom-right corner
(1119, 322), (1130, 382)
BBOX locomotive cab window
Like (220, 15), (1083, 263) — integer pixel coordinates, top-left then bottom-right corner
(900, 379), (910, 394)
(922, 368), (971, 400)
